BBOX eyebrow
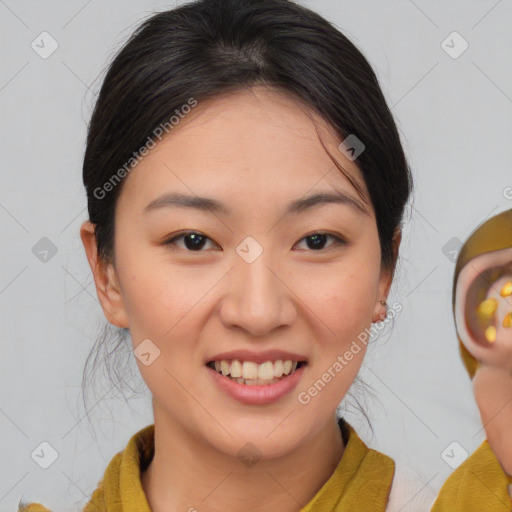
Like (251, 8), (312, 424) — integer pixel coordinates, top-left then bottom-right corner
(143, 190), (368, 217)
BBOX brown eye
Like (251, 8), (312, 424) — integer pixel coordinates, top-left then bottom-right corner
(164, 231), (217, 251)
(295, 232), (346, 251)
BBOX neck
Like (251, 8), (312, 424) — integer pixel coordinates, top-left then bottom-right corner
(141, 408), (345, 512)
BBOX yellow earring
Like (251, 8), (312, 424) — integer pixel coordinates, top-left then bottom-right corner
(500, 280), (512, 297)
(476, 298), (498, 321)
(499, 280), (512, 328)
(475, 281), (512, 342)
(475, 298), (498, 343)
(484, 326), (497, 343)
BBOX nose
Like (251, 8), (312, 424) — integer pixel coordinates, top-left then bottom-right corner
(218, 252), (296, 337)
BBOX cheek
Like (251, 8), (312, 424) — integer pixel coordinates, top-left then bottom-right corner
(298, 335), (368, 415)
(114, 242), (202, 344)
(117, 261), (207, 398)
(115, 227), (201, 313)
(299, 263), (378, 338)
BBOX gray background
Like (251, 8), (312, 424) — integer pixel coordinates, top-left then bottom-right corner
(1, 0), (511, 510)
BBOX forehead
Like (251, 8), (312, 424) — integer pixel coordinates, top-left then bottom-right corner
(118, 86), (370, 213)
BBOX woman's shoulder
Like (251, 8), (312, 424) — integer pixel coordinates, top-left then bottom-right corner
(340, 418), (395, 469)
(431, 439), (512, 511)
(334, 418), (396, 509)
(16, 425), (154, 512)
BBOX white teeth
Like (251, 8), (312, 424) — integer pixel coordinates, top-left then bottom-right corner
(258, 361), (274, 380)
(221, 360), (230, 376)
(239, 377), (280, 386)
(230, 359), (243, 378)
(242, 361), (258, 380)
(209, 358), (304, 382)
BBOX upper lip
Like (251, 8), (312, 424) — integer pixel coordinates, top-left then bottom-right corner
(206, 349), (308, 365)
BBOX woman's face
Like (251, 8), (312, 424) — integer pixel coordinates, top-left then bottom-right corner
(83, 86), (395, 458)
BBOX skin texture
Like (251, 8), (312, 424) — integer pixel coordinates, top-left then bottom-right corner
(80, 86), (401, 512)
(454, 247), (512, 476)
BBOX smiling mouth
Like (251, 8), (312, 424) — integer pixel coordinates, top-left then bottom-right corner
(206, 359), (307, 386)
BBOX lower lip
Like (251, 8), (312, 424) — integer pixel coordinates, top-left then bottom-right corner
(206, 364), (307, 405)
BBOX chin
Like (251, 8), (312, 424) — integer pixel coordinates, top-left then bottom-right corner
(206, 421), (303, 461)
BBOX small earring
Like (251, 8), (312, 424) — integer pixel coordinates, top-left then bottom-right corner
(378, 300), (388, 321)
(500, 280), (512, 297)
(484, 326), (497, 343)
(500, 281), (512, 329)
(476, 298), (498, 322)
(476, 298), (497, 343)
(476, 295), (512, 343)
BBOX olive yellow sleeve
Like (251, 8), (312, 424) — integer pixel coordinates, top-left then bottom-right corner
(431, 439), (512, 511)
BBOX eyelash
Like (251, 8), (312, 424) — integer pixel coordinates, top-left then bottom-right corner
(163, 231), (346, 252)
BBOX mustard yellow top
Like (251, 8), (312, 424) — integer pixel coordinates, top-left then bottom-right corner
(18, 417), (512, 511)
(18, 417), (395, 512)
(432, 438), (512, 511)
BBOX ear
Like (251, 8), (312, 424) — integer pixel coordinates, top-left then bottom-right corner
(454, 247), (512, 371)
(79, 220), (129, 329)
(372, 227), (402, 323)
